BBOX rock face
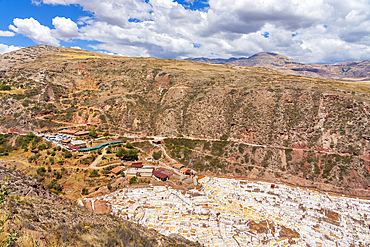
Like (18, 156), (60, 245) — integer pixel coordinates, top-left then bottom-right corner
(0, 167), (200, 247)
(0, 167), (65, 204)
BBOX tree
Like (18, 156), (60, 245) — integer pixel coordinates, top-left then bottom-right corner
(116, 147), (125, 158)
(129, 176), (137, 185)
(82, 188), (88, 195)
(153, 151), (162, 160)
(37, 167), (46, 176)
(64, 150), (72, 158)
(125, 142), (133, 149)
(89, 131), (98, 138)
(90, 170), (99, 177)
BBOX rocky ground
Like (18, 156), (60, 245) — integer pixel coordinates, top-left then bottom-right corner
(0, 167), (201, 247)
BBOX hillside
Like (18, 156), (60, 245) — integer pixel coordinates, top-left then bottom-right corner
(186, 52), (370, 80)
(0, 167), (200, 246)
(0, 45), (370, 197)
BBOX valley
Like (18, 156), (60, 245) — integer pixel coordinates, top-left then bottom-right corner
(0, 45), (370, 246)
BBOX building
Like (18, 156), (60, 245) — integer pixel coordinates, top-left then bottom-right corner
(130, 162), (143, 168)
(74, 131), (90, 136)
(173, 164), (185, 170)
(153, 168), (174, 181)
(153, 140), (161, 145)
(61, 139), (71, 145)
(59, 129), (78, 135)
(126, 167), (154, 178)
(110, 166), (125, 176)
(70, 140), (87, 149)
(180, 168), (191, 175)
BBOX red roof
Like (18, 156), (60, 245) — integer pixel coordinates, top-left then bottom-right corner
(131, 162), (143, 168)
(153, 170), (169, 179)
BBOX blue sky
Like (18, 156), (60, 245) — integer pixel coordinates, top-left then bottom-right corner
(0, 0), (370, 64)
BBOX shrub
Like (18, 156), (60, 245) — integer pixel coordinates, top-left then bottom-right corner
(90, 170), (99, 177)
(153, 151), (162, 160)
(82, 188), (89, 195)
(64, 150), (72, 158)
(129, 176), (137, 185)
(37, 167), (46, 176)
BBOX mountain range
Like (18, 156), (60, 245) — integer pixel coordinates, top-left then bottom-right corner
(186, 52), (370, 80)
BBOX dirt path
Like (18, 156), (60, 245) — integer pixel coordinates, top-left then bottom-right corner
(88, 147), (107, 169)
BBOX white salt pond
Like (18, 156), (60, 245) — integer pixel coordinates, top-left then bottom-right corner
(85, 176), (370, 246)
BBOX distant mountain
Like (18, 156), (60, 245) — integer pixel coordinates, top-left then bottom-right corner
(186, 52), (370, 80)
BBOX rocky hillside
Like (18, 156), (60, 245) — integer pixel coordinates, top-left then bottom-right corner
(0, 167), (200, 247)
(186, 52), (370, 80)
(0, 45), (370, 196)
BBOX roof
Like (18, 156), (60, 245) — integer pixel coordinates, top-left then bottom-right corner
(180, 168), (189, 173)
(111, 166), (125, 174)
(127, 167), (154, 174)
(59, 129), (78, 135)
(154, 168), (174, 177)
(109, 139), (122, 143)
(74, 131), (90, 136)
(131, 162), (143, 168)
(61, 139), (71, 143)
(71, 140), (86, 145)
(173, 164), (185, 169)
(153, 170), (169, 179)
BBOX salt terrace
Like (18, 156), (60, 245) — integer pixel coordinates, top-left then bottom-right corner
(85, 177), (370, 246)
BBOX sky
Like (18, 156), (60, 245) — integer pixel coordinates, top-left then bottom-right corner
(0, 0), (369, 64)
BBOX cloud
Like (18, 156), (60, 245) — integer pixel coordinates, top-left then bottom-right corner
(9, 17), (60, 46)
(0, 31), (15, 37)
(18, 0), (370, 63)
(0, 44), (22, 54)
(70, 46), (82, 49)
(52, 16), (79, 39)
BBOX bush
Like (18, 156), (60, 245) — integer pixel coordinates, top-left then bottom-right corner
(37, 167), (46, 176)
(89, 131), (98, 138)
(64, 150), (72, 158)
(82, 188), (88, 195)
(0, 84), (11, 91)
(90, 170), (99, 177)
(153, 151), (162, 160)
(129, 176), (137, 185)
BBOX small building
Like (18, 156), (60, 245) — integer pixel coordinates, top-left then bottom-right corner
(127, 167), (154, 178)
(31, 150), (38, 154)
(173, 164), (185, 171)
(74, 131), (90, 136)
(180, 168), (191, 175)
(61, 139), (71, 145)
(131, 162), (143, 168)
(87, 123), (93, 126)
(59, 129), (78, 135)
(70, 140), (87, 149)
(153, 168), (173, 181)
(153, 140), (161, 145)
(110, 166), (125, 176)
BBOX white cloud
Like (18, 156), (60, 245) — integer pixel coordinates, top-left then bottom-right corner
(9, 17), (60, 46)
(70, 46), (82, 49)
(52, 16), (79, 39)
(0, 31), (15, 37)
(20, 0), (370, 63)
(0, 44), (22, 54)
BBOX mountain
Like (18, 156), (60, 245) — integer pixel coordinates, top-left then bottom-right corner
(0, 45), (370, 198)
(186, 52), (370, 80)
